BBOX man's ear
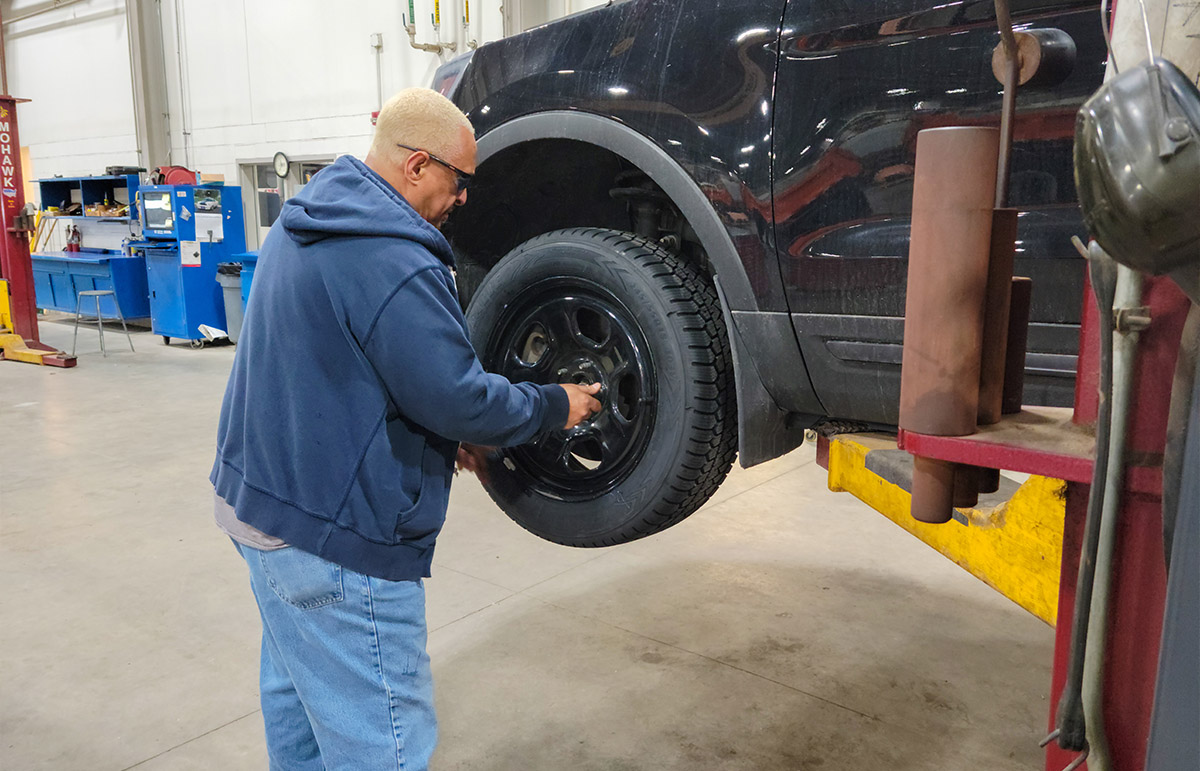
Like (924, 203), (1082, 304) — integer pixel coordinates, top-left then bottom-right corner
(404, 151), (428, 183)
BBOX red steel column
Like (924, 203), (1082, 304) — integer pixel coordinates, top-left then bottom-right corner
(1043, 277), (1187, 771)
(0, 95), (39, 342)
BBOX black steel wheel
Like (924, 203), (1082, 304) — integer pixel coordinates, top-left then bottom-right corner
(483, 277), (657, 500)
(466, 228), (737, 546)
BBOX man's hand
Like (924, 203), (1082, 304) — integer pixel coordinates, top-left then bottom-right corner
(456, 443), (493, 485)
(560, 382), (602, 429)
(458, 384), (599, 483)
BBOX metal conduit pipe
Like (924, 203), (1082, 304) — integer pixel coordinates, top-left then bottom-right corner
(172, 0), (193, 168)
(463, 0), (477, 50)
(0, 8), (7, 96)
(1, 5), (123, 41)
(1082, 263), (1148, 771)
(372, 32), (384, 111)
(992, 0), (1020, 208)
(404, 0), (454, 55)
(0, 0), (89, 27)
(1051, 239), (1118, 757)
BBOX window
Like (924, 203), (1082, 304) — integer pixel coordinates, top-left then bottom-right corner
(240, 159), (333, 248)
(254, 164), (283, 231)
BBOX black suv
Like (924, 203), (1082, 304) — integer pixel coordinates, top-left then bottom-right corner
(436, 0), (1105, 546)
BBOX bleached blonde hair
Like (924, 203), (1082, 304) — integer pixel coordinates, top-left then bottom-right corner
(370, 87), (474, 166)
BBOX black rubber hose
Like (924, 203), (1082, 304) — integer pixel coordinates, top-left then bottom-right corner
(1054, 247), (1118, 752)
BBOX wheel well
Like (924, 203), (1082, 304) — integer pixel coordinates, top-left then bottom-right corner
(446, 138), (710, 308)
(447, 132), (813, 467)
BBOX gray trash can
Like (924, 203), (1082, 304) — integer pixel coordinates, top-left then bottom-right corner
(216, 262), (244, 343)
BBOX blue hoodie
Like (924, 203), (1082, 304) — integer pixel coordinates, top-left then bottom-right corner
(211, 155), (568, 580)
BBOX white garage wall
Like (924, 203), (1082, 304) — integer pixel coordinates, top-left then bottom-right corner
(3, 0), (610, 207)
(4, 0), (138, 179)
(161, 0), (499, 186)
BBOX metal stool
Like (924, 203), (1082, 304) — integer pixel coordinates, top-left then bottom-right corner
(72, 290), (135, 357)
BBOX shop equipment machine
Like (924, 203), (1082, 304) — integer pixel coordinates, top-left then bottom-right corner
(130, 184), (245, 346)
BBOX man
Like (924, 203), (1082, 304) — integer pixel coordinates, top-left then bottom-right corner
(211, 88), (601, 770)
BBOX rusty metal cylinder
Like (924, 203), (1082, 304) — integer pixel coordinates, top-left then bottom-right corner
(978, 209), (1019, 424)
(990, 29), (1078, 89)
(1002, 276), (1033, 414)
(953, 465), (981, 509)
(899, 127), (1001, 436)
(911, 457), (957, 524)
(978, 467), (1002, 495)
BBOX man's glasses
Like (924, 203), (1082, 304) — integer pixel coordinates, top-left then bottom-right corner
(396, 143), (473, 194)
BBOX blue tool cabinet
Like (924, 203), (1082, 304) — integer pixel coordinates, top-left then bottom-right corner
(30, 249), (151, 319)
(130, 185), (246, 344)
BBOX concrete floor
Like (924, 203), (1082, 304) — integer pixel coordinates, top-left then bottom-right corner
(2, 318), (1056, 770)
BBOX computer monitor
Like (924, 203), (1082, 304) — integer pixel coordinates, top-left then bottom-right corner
(142, 191), (175, 235)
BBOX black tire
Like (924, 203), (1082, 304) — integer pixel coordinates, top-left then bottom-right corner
(465, 228), (737, 546)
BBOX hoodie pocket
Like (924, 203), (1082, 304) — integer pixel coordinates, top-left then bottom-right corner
(393, 440), (453, 543)
(343, 418), (429, 544)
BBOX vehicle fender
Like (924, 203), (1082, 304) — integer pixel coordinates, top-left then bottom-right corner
(476, 111), (758, 311)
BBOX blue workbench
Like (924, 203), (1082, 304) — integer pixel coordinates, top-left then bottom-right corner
(31, 249), (150, 319)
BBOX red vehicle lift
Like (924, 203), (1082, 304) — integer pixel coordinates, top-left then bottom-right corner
(0, 95), (75, 367)
(900, 275), (1189, 771)
(821, 3), (1197, 769)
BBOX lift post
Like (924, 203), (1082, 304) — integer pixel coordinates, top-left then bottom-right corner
(822, 277), (1190, 771)
(819, 2), (1197, 767)
(0, 95), (75, 367)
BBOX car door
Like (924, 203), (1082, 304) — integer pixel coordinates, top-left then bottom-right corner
(771, 0), (1105, 425)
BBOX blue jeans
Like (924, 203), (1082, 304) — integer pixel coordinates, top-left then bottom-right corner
(235, 543), (437, 770)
